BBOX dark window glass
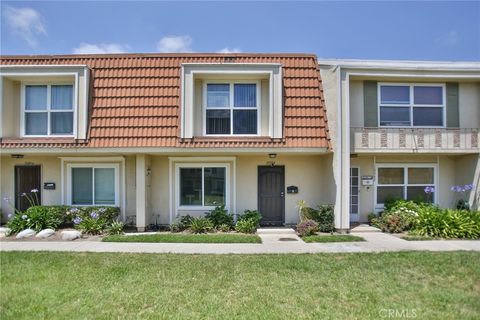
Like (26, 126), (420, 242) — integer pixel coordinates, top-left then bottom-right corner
(204, 167), (226, 206)
(206, 110), (230, 134)
(414, 86), (443, 105)
(180, 168), (202, 206)
(233, 110), (257, 134)
(380, 107), (410, 126)
(412, 107), (443, 126)
(380, 86), (410, 104)
(234, 84), (256, 108)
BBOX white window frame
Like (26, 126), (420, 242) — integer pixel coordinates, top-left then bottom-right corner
(66, 163), (120, 207)
(175, 163), (230, 211)
(350, 166), (360, 222)
(21, 82), (77, 137)
(202, 80), (261, 136)
(374, 163), (437, 208)
(377, 83), (446, 128)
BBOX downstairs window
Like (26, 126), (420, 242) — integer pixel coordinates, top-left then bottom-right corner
(376, 165), (435, 205)
(69, 165), (118, 206)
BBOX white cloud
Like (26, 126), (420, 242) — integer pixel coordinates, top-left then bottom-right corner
(217, 47), (242, 54)
(156, 35), (193, 53)
(435, 31), (459, 47)
(4, 6), (46, 47)
(72, 43), (129, 54)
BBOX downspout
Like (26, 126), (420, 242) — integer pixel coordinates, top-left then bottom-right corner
(335, 65), (343, 230)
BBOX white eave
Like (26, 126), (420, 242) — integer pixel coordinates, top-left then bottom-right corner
(317, 58), (480, 72)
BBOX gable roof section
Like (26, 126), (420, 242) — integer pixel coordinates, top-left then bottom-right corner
(0, 53), (330, 149)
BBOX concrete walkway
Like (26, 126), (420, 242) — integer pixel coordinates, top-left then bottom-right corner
(1, 229), (479, 254)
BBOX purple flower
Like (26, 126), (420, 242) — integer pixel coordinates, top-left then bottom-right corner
(424, 186), (435, 194)
(73, 216), (82, 225)
(21, 215), (27, 220)
(90, 212), (99, 219)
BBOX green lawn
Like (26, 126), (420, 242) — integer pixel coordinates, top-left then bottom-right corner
(1, 252), (479, 319)
(103, 233), (261, 243)
(302, 234), (365, 243)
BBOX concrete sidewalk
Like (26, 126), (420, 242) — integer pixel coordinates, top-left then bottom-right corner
(1, 231), (479, 254)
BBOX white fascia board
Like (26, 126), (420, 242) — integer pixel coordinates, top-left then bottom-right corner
(317, 59), (480, 72)
(0, 65), (89, 69)
(181, 63), (282, 67)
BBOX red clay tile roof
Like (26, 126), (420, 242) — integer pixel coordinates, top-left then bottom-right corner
(0, 53), (330, 149)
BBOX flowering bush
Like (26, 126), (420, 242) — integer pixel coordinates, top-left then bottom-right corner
(7, 206), (62, 233)
(69, 207), (120, 234)
(296, 219), (319, 237)
(451, 184), (475, 210)
(6, 205), (120, 235)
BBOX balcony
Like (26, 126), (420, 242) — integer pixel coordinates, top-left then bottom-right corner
(351, 127), (479, 153)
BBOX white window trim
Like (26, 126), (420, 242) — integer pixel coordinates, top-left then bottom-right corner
(350, 166), (360, 222)
(202, 80), (261, 136)
(374, 163), (438, 208)
(66, 163), (120, 207)
(175, 162), (230, 211)
(377, 82), (446, 128)
(21, 82), (77, 137)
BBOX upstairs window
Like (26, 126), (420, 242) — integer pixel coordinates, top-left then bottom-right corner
(379, 84), (444, 127)
(23, 84), (74, 136)
(205, 82), (259, 135)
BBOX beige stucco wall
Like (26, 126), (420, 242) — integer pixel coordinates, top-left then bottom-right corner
(0, 67), (88, 139)
(1, 155), (62, 218)
(147, 154), (334, 225)
(0, 155), (129, 220)
(350, 154), (479, 222)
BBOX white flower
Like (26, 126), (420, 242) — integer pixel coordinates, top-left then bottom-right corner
(31, 189), (39, 193)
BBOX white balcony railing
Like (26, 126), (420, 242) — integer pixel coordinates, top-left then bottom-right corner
(351, 127), (479, 153)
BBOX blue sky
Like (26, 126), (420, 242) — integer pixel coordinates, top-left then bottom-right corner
(1, 1), (479, 61)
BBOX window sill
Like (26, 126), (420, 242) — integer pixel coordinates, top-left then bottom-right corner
(1, 137), (81, 144)
(186, 136), (284, 142)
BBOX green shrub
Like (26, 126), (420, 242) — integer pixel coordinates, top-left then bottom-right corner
(218, 224), (232, 232)
(106, 220), (125, 235)
(190, 217), (214, 234)
(7, 206), (62, 233)
(296, 219), (319, 237)
(170, 215), (193, 232)
(298, 204), (334, 232)
(367, 213), (377, 225)
(316, 205), (335, 232)
(205, 205), (234, 228)
(237, 210), (262, 226)
(235, 218), (257, 234)
(412, 208), (480, 239)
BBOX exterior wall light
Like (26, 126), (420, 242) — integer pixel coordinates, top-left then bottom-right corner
(269, 153), (277, 159)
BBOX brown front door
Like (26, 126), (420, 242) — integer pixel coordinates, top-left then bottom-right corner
(258, 166), (285, 226)
(15, 165), (41, 212)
